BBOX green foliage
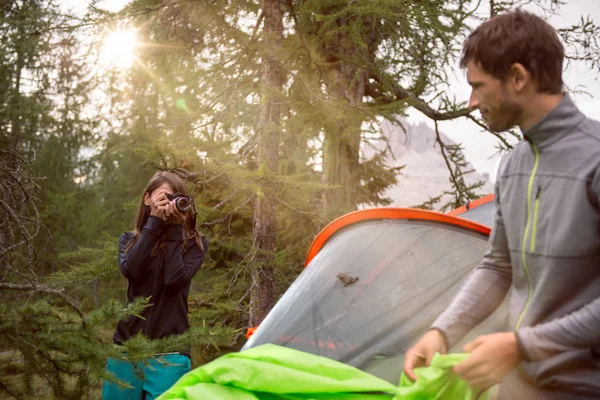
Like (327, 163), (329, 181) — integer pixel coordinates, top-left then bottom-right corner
(0, 293), (225, 398)
(2, 0), (600, 398)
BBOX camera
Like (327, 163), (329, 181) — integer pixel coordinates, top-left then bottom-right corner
(166, 193), (193, 213)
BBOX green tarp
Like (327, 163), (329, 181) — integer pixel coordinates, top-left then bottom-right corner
(157, 344), (487, 400)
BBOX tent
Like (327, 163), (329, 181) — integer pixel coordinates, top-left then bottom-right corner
(448, 194), (495, 227)
(243, 195), (507, 385)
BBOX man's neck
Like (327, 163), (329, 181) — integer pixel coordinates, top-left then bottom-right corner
(518, 93), (564, 131)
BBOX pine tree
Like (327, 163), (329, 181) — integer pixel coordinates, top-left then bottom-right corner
(84, 0), (600, 360)
(248, 0), (285, 327)
(4, 3), (599, 396)
(0, 2), (226, 397)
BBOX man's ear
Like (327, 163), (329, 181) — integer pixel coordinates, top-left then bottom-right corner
(144, 192), (151, 206)
(508, 63), (530, 92)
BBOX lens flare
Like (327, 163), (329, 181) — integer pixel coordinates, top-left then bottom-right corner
(101, 29), (137, 69)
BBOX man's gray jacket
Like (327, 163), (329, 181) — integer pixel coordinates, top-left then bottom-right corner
(432, 95), (600, 398)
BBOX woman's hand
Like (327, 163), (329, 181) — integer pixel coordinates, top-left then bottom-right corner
(164, 200), (186, 225)
(149, 191), (170, 220)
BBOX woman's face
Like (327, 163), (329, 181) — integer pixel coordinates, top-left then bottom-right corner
(144, 182), (174, 207)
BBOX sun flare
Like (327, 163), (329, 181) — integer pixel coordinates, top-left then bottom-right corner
(101, 29), (137, 69)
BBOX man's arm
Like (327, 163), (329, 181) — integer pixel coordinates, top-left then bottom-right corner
(404, 171), (514, 381)
(516, 296), (600, 361)
(431, 180), (513, 349)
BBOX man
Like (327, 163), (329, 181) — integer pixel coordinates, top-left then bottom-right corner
(403, 10), (600, 399)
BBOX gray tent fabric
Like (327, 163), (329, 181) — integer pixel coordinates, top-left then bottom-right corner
(454, 198), (495, 227)
(243, 216), (508, 384)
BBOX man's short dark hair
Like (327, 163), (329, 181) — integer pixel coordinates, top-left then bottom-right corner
(460, 10), (564, 94)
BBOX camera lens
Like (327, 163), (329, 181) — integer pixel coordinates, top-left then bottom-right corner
(175, 197), (190, 212)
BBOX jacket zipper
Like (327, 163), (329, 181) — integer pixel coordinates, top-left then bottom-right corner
(530, 187), (541, 252)
(515, 141), (539, 331)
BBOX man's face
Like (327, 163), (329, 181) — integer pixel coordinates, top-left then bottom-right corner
(466, 61), (523, 132)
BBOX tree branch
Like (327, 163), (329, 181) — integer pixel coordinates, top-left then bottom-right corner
(275, 195), (323, 225)
(200, 195), (254, 227)
(368, 72), (472, 120)
(0, 378), (22, 400)
(0, 283), (86, 326)
(161, 167), (204, 179)
(465, 114), (513, 149)
(434, 121), (462, 197)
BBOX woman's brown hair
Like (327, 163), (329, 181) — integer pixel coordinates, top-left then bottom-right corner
(127, 171), (204, 252)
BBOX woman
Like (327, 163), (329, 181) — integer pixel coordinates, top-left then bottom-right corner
(102, 171), (208, 400)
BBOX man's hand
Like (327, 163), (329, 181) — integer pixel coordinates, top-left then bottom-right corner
(403, 329), (448, 381)
(164, 200), (186, 225)
(454, 332), (522, 390)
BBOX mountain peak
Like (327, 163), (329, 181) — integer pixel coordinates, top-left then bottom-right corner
(365, 118), (493, 209)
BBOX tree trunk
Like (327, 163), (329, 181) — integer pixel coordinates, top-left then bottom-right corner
(322, 64), (366, 218)
(7, 10), (25, 151)
(248, 0), (283, 327)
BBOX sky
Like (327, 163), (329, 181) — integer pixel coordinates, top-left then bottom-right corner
(59, 0), (600, 182)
